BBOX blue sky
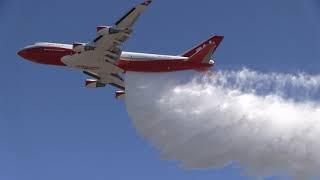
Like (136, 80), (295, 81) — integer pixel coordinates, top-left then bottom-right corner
(1, 0), (320, 179)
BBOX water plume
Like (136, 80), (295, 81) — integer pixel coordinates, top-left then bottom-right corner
(125, 69), (320, 179)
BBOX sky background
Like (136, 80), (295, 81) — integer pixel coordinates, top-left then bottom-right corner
(1, 0), (320, 179)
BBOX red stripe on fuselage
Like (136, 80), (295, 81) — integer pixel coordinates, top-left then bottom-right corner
(117, 59), (213, 72)
(17, 46), (74, 66)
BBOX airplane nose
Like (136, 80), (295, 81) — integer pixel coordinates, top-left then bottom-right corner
(17, 49), (27, 59)
(17, 46), (67, 66)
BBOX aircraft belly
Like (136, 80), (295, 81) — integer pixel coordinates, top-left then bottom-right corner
(61, 53), (123, 73)
(62, 53), (98, 68)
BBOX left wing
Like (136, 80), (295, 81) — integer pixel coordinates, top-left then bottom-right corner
(84, 71), (125, 90)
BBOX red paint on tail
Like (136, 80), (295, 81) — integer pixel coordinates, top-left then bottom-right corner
(182, 35), (224, 64)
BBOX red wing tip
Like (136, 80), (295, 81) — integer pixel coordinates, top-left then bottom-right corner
(141, 0), (152, 6)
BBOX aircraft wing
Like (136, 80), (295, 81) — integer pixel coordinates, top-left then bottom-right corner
(84, 71), (125, 90)
(91, 0), (152, 64)
(115, 0), (152, 29)
(80, 0), (151, 93)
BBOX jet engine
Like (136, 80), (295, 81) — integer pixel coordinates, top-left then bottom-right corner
(115, 90), (125, 99)
(85, 79), (106, 88)
(73, 42), (96, 52)
(96, 25), (124, 36)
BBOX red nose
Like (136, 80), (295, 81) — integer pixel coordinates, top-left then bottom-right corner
(17, 46), (67, 66)
(17, 49), (28, 59)
(17, 48), (36, 62)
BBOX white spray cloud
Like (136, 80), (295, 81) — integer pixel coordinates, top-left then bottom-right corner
(125, 69), (320, 179)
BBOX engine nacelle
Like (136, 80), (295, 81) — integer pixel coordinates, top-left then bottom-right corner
(96, 25), (123, 36)
(97, 25), (111, 36)
(96, 26), (109, 36)
(115, 90), (125, 99)
(73, 42), (85, 53)
(85, 79), (106, 88)
(73, 42), (96, 52)
(96, 26), (108, 32)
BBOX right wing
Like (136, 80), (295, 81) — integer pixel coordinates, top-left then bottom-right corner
(80, 1), (152, 94)
(91, 0), (152, 64)
(114, 0), (152, 29)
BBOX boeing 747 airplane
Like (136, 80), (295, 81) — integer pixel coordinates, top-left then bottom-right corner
(17, 0), (224, 99)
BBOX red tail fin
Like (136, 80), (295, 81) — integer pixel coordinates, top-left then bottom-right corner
(182, 35), (224, 64)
